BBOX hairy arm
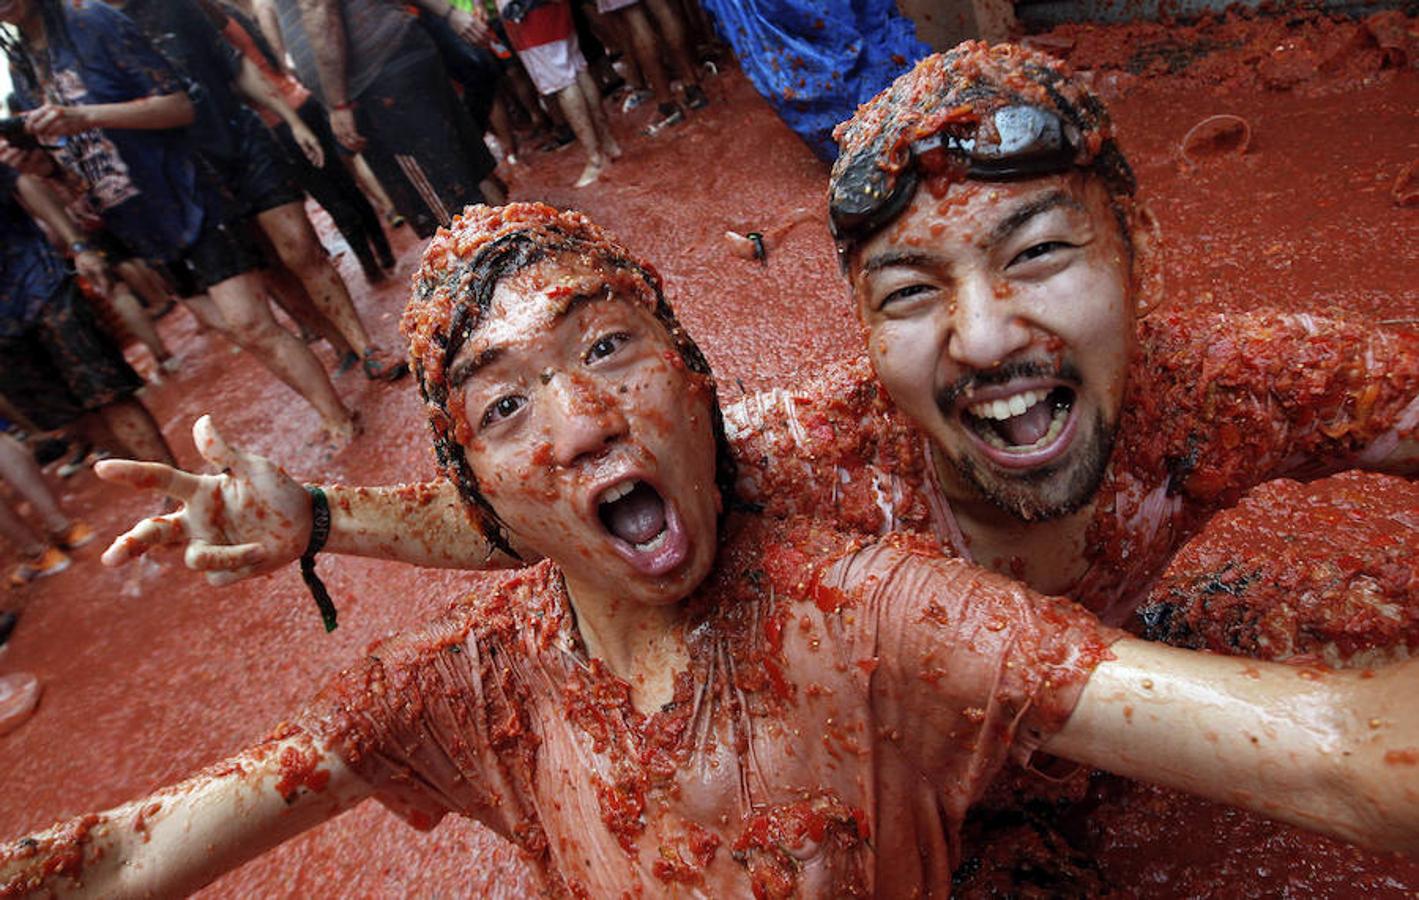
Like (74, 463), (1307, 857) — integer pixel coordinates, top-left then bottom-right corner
(1047, 639), (1419, 855)
(297, 0), (351, 108)
(0, 729), (368, 897)
(252, 0), (290, 66)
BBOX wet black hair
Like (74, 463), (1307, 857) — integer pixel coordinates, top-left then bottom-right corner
(405, 205), (739, 562)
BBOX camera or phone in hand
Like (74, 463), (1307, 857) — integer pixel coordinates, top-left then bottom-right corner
(0, 116), (44, 152)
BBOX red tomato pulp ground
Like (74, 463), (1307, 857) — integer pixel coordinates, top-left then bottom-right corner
(0, 10), (1415, 896)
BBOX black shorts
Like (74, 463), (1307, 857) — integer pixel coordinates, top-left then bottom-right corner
(0, 279), (144, 430)
(166, 217), (264, 298)
(231, 110), (305, 217)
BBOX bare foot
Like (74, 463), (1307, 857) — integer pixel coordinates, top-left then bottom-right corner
(605, 137), (623, 161)
(574, 158), (606, 189)
(321, 413), (361, 446)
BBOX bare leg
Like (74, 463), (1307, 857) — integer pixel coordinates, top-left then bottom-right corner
(617, 5), (673, 106)
(645, 0), (701, 90)
(114, 259), (176, 312)
(0, 434), (68, 537)
(0, 497), (47, 558)
(577, 69), (620, 158)
(256, 203), (374, 358)
(557, 79), (609, 187)
(106, 282), (175, 370)
(181, 294), (228, 333)
(205, 271), (355, 437)
(489, 96), (518, 160)
(263, 256), (355, 357)
(506, 67), (552, 131)
(95, 399), (175, 466)
(346, 154), (398, 221)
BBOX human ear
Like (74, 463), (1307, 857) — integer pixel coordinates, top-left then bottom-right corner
(1128, 201), (1166, 317)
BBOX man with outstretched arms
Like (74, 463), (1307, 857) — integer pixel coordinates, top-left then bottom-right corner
(103, 44), (1419, 652)
(6, 205), (1419, 897)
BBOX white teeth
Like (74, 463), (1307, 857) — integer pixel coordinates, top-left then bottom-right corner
(599, 480), (636, 505)
(635, 530), (669, 552)
(967, 389), (1046, 421)
(976, 402), (1069, 453)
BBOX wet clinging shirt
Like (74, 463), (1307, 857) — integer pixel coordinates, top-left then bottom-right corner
(297, 516), (1116, 897)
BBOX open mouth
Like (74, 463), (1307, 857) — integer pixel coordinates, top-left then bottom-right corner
(958, 386), (1078, 466)
(595, 478), (690, 577)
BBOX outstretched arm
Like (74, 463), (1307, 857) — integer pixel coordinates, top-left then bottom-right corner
(97, 416), (518, 585)
(1047, 640), (1419, 855)
(0, 728), (368, 897)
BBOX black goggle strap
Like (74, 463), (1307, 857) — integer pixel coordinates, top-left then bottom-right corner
(832, 106), (1083, 262)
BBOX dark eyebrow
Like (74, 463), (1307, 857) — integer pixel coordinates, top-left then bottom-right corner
(984, 190), (1082, 248)
(447, 346), (502, 389)
(445, 289), (611, 388)
(861, 249), (942, 276)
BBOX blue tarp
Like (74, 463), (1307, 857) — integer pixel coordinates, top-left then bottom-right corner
(701, 0), (930, 160)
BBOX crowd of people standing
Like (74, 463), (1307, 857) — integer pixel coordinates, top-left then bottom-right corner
(0, 0), (718, 597)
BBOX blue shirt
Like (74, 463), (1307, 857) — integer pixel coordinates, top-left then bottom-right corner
(8, 0), (211, 263)
(0, 168), (67, 338)
(120, 0), (248, 168)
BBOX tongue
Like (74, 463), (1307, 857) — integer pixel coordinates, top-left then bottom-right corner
(995, 400), (1054, 447)
(603, 483), (667, 545)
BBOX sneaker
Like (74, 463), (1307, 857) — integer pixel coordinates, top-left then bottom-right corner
(683, 84), (709, 110)
(643, 104), (685, 137)
(8, 547), (71, 589)
(51, 521), (96, 551)
(362, 346), (409, 382)
(621, 89), (654, 113)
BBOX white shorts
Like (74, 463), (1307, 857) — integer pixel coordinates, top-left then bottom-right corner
(597, 0), (639, 12)
(517, 34), (588, 96)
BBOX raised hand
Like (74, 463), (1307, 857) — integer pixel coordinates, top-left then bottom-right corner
(95, 416), (312, 586)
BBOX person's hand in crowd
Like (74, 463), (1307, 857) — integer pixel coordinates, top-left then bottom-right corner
(73, 248), (112, 295)
(0, 137), (55, 176)
(447, 5), (488, 45)
(289, 117), (326, 168)
(25, 103), (93, 140)
(96, 415), (313, 586)
(329, 106), (366, 153)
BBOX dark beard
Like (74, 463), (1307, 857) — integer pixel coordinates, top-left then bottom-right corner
(946, 413), (1117, 522)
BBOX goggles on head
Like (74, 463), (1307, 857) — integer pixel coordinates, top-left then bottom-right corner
(829, 104), (1085, 254)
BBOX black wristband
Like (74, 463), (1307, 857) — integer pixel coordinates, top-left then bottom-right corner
(300, 486), (339, 632)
